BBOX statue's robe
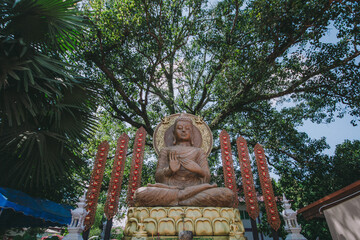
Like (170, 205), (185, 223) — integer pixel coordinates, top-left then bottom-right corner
(134, 146), (235, 207)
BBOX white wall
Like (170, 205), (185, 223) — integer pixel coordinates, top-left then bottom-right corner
(323, 195), (360, 240)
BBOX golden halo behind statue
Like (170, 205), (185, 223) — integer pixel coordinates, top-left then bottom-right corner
(153, 113), (213, 156)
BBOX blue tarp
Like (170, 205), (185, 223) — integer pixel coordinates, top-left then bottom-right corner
(0, 187), (72, 228)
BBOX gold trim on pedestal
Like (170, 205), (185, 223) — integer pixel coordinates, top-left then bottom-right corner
(124, 207), (246, 240)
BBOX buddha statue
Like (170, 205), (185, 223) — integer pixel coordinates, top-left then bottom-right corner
(134, 114), (235, 207)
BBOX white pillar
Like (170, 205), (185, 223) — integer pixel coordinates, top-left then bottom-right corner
(281, 194), (307, 240)
(63, 192), (89, 240)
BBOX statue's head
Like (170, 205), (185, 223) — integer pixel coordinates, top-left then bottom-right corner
(173, 115), (194, 146)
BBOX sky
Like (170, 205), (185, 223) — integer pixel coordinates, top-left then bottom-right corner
(293, 21), (359, 155)
(298, 116), (359, 155)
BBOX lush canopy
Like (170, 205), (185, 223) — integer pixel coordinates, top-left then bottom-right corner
(1, 0), (359, 238)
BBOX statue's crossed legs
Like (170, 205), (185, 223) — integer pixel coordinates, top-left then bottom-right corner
(134, 183), (234, 207)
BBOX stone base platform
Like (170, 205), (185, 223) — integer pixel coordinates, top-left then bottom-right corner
(124, 207), (246, 240)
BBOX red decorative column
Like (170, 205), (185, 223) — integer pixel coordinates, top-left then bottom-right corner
(126, 127), (147, 207)
(84, 141), (109, 231)
(220, 130), (239, 208)
(254, 143), (281, 232)
(104, 133), (129, 220)
(236, 136), (260, 220)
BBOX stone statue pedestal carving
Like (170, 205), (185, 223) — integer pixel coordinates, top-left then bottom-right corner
(125, 114), (244, 240)
(124, 207), (246, 240)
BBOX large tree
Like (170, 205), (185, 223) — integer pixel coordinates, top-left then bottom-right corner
(76, 0), (359, 238)
(0, 0), (96, 202)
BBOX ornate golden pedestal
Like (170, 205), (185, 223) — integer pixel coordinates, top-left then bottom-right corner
(124, 207), (246, 240)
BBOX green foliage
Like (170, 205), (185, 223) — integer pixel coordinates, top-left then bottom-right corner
(277, 140), (360, 239)
(0, 0), (96, 203)
(73, 0), (359, 237)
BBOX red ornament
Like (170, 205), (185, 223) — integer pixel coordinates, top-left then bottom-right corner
(228, 185), (234, 189)
(138, 138), (142, 142)
(135, 164), (139, 169)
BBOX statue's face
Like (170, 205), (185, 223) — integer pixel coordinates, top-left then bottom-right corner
(174, 120), (192, 142)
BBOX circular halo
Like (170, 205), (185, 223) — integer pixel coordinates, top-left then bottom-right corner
(153, 113), (213, 156)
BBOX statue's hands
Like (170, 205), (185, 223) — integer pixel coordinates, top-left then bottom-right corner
(181, 159), (205, 177)
(169, 151), (180, 173)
